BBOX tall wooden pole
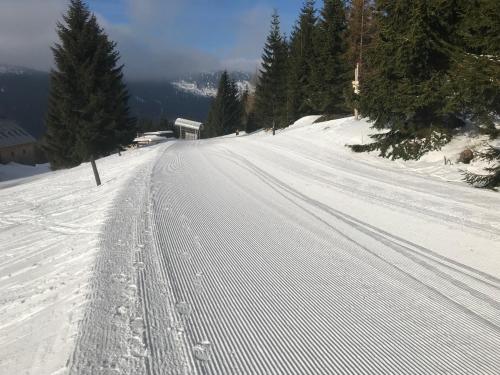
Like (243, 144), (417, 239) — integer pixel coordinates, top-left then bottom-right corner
(359, 0), (365, 70)
(90, 155), (101, 186)
(353, 63), (360, 120)
(353, 0), (365, 121)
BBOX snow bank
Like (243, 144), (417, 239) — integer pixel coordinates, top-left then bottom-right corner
(282, 116), (496, 184)
(0, 163), (51, 186)
(0, 144), (168, 374)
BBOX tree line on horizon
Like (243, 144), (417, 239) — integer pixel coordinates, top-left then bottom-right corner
(42, 0), (499, 188)
(205, 0), (362, 138)
(206, 0), (499, 188)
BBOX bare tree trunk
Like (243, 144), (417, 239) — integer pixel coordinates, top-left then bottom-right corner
(90, 155), (101, 186)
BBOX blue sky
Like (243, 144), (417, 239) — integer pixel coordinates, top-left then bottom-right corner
(83, 0), (304, 78)
(0, 0), (305, 79)
(86, 0), (301, 50)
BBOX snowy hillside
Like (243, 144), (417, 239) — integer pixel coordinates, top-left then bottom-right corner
(278, 116), (499, 184)
(0, 64), (42, 76)
(0, 145), (166, 374)
(0, 64), (27, 75)
(172, 71), (254, 97)
(1, 116), (499, 374)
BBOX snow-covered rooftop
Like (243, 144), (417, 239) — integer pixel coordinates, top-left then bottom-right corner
(175, 118), (203, 131)
(0, 120), (36, 148)
(133, 135), (168, 143)
(144, 131), (174, 136)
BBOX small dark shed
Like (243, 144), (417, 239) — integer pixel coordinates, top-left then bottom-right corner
(0, 120), (37, 165)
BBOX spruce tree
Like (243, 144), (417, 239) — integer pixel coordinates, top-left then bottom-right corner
(44, 0), (135, 169)
(254, 11), (289, 129)
(345, 0), (376, 68)
(240, 88), (250, 132)
(288, 1), (318, 122)
(205, 71), (242, 138)
(345, 0), (377, 112)
(450, 0), (500, 138)
(457, 0), (500, 188)
(463, 146), (500, 189)
(310, 0), (350, 114)
(352, 0), (464, 160)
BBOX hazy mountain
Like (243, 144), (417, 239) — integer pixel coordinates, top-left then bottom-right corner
(0, 64), (254, 140)
(172, 71), (254, 97)
(0, 65), (50, 139)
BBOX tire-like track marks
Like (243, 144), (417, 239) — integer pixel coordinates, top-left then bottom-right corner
(144, 142), (500, 374)
(70, 140), (500, 374)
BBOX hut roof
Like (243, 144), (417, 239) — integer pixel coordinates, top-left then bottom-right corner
(0, 120), (36, 148)
(174, 118), (203, 131)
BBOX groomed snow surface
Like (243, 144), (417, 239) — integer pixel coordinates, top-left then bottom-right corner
(0, 146), (165, 374)
(1, 116), (500, 374)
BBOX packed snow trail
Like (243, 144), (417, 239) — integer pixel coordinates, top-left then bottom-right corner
(0, 145), (166, 375)
(71, 123), (500, 374)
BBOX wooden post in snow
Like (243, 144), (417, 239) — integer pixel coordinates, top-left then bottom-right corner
(353, 63), (361, 120)
(353, 0), (365, 121)
(90, 155), (101, 186)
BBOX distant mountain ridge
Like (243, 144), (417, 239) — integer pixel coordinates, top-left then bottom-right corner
(0, 64), (254, 140)
(172, 71), (255, 97)
(0, 64), (35, 75)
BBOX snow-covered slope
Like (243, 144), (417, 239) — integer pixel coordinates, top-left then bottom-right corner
(271, 115), (497, 184)
(172, 71), (254, 97)
(0, 64), (28, 75)
(72, 117), (500, 374)
(0, 144), (168, 374)
(171, 80), (218, 97)
(2, 116), (500, 374)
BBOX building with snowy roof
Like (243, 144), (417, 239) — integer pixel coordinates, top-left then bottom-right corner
(0, 120), (37, 165)
(132, 130), (175, 147)
(143, 130), (175, 139)
(175, 118), (204, 140)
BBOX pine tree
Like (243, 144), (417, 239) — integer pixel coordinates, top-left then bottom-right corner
(463, 146), (500, 189)
(345, 0), (376, 68)
(240, 88), (250, 132)
(310, 0), (350, 114)
(450, 0), (500, 138)
(254, 10), (289, 129)
(44, 0), (135, 169)
(457, 0), (500, 188)
(345, 0), (377, 112)
(288, 1), (318, 121)
(205, 71), (242, 138)
(352, 0), (464, 160)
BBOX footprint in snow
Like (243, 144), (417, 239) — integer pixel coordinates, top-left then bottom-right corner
(127, 284), (138, 293)
(116, 305), (127, 316)
(194, 273), (204, 294)
(130, 317), (145, 334)
(176, 301), (192, 317)
(112, 273), (128, 284)
(193, 340), (212, 362)
(129, 336), (147, 358)
(134, 261), (145, 270)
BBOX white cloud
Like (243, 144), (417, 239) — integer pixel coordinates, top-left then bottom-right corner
(220, 5), (274, 74)
(0, 0), (66, 71)
(0, 0), (266, 78)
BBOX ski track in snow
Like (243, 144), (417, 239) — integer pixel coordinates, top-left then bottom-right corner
(0, 146), (164, 375)
(70, 129), (500, 374)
